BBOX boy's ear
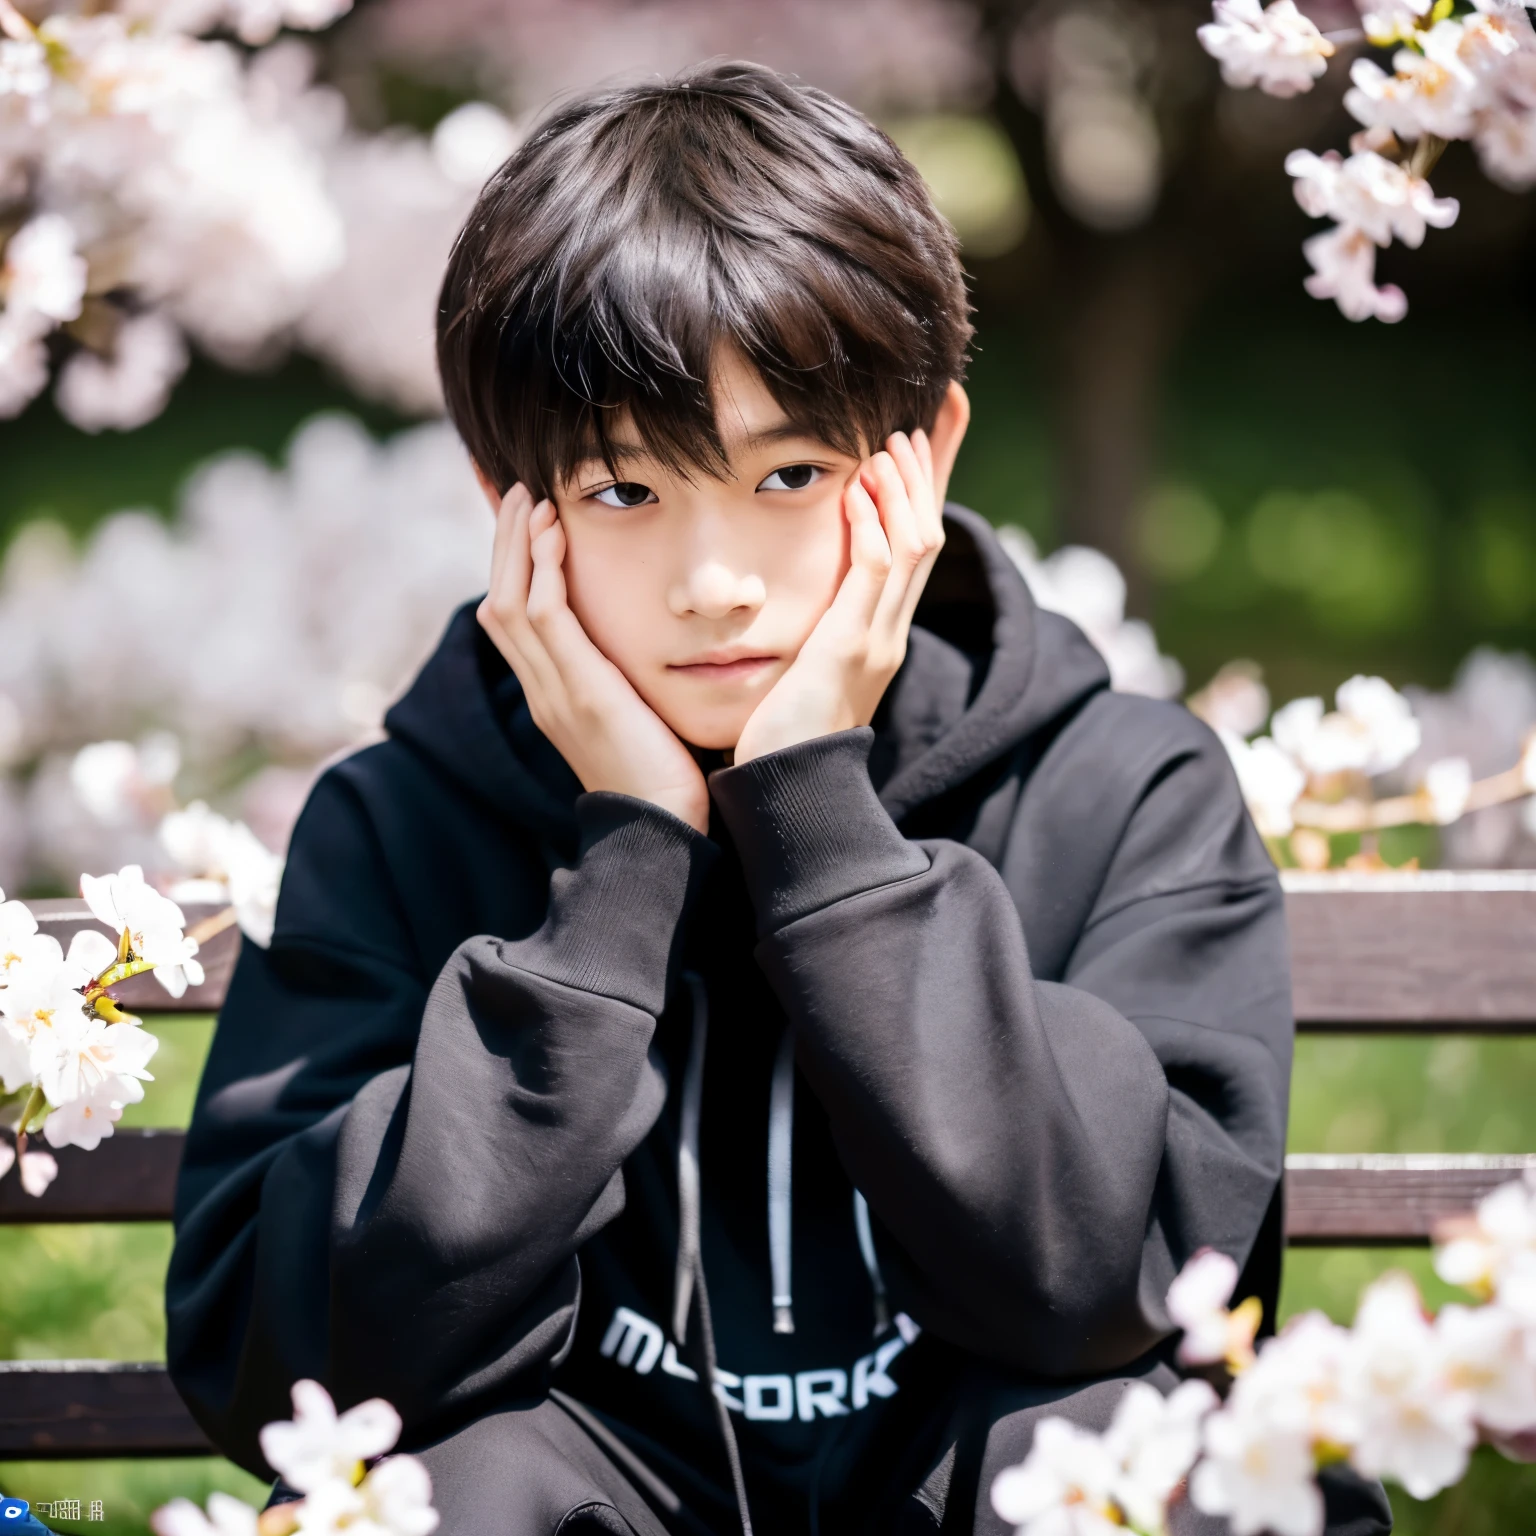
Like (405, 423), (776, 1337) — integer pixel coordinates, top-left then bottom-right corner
(471, 460), (504, 514)
(927, 380), (971, 510)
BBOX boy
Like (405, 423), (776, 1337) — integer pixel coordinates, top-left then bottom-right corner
(166, 61), (1383, 1536)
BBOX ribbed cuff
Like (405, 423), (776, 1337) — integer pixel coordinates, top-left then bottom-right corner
(520, 792), (718, 1016)
(709, 729), (928, 937)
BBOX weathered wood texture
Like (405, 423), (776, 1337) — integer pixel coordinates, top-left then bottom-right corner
(1284, 872), (1536, 1032)
(26, 897), (240, 1014)
(1283, 1154), (1536, 1244)
(0, 1128), (183, 1224)
(0, 1361), (212, 1459)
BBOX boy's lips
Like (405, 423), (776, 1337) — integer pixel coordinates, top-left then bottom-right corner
(667, 651), (780, 682)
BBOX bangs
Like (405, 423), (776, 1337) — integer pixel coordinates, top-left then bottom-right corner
(438, 61), (971, 501)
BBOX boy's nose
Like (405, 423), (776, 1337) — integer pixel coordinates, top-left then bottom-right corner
(669, 561), (766, 621)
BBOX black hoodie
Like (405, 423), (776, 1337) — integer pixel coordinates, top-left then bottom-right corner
(166, 506), (1291, 1528)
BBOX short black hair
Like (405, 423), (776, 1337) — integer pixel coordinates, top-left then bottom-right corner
(436, 59), (972, 500)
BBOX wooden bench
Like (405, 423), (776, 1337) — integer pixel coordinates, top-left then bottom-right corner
(5, 872), (1535, 1460)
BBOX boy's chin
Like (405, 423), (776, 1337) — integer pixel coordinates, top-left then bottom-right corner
(667, 712), (749, 756)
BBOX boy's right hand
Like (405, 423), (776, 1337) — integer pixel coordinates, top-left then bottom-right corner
(478, 486), (711, 834)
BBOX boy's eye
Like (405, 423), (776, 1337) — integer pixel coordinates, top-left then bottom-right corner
(757, 464), (820, 492)
(593, 482), (657, 508)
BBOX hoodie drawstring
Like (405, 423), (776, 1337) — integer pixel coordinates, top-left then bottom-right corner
(768, 1027), (796, 1334)
(675, 972), (753, 1536)
(852, 1190), (891, 1337)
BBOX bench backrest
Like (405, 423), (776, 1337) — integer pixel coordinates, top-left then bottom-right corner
(5, 872), (1535, 1458)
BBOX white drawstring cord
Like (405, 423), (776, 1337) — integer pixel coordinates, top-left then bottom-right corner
(768, 1027), (796, 1335)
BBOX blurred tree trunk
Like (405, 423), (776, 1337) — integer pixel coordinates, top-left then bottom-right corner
(980, 0), (1217, 617)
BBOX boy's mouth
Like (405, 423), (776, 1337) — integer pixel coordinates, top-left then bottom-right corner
(668, 651), (780, 683)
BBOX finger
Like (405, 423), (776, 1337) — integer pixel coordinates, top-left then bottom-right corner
(864, 449), (923, 577)
(488, 482), (533, 596)
(884, 433), (940, 559)
(904, 429), (945, 551)
(525, 504), (615, 691)
(479, 485), (536, 654)
(490, 496), (564, 698)
(824, 476), (891, 632)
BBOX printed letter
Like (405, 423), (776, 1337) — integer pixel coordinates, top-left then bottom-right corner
(743, 1375), (794, 1422)
(599, 1307), (664, 1375)
(795, 1368), (849, 1422)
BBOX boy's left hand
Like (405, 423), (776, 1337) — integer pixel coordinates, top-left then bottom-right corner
(733, 429), (943, 767)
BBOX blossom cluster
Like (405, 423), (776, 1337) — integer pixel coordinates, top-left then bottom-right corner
(1197, 667), (1536, 855)
(0, 413), (490, 895)
(0, 0), (515, 428)
(153, 1379), (438, 1536)
(992, 1172), (1536, 1536)
(1199, 0), (1536, 320)
(0, 864), (202, 1192)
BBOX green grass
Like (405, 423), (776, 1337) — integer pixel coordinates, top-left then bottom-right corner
(6, 1021), (1536, 1528)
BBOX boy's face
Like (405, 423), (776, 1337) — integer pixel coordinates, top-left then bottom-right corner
(546, 353), (878, 751)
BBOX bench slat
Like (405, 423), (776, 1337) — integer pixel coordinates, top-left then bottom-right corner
(1284, 873), (1536, 1030)
(0, 1362), (211, 1458)
(5, 1133), (1530, 1242)
(4, 1156), (1532, 1460)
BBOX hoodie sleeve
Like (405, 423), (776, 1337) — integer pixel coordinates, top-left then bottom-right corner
(165, 768), (716, 1475)
(709, 722), (1290, 1378)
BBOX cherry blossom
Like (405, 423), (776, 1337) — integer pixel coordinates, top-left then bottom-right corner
(1300, 224), (1408, 323)
(990, 1416), (1122, 1536)
(1286, 147), (1459, 248)
(3, 213), (88, 327)
(55, 311), (191, 434)
(162, 801), (284, 946)
(1434, 1170), (1536, 1300)
(18, 1146), (58, 1195)
(1103, 1378), (1218, 1534)
(1342, 1272), (1478, 1500)
(1434, 1300), (1536, 1436)
(80, 863), (204, 996)
(259, 1379), (404, 1494)
(1422, 755), (1473, 824)
(35, 1011), (158, 1117)
(1358, 0), (1436, 49)
(151, 1492), (259, 1536)
(1219, 730), (1307, 837)
(1197, 0), (1336, 98)
(1271, 676), (1422, 778)
(42, 1079), (132, 1151)
(1189, 1396), (1324, 1536)
(295, 1456), (439, 1536)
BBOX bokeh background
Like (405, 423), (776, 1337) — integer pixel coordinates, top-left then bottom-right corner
(3, 0), (1536, 1530)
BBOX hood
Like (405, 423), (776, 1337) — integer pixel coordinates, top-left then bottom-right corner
(383, 503), (1110, 840)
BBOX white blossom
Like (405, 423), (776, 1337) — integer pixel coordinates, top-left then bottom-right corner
(19, 1147), (59, 1196)
(1300, 224), (1408, 323)
(1271, 677), (1422, 778)
(42, 1079), (132, 1150)
(296, 1457), (439, 1536)
(1197, 0), (1335, 98)
(0, 1140), (12, 1182)
(1342, 1272), (1478, 1500)
(1357, 0), (1434, 49)
(1286, 148), (1459, 249)
(1103, 1378), (1218, 1534)
(151, 1493), (259, 1536)
(1190, 1396), (1323, 1536)
(259, 1379), (404, 1495)
(36, 1010), (158, 1112)
(998, 528), (1184, 698)
(0, 946), (94, 1072)
(56, 311), (190, 433)
(1434, 1170), (1536, 1300)
(163, 801), (284, 947)
(3, 213), (88, 326)
(1220, 730), (1307, 837)
(1422, 756), (1473, 824)
(80, 863), (205, 996)
(1167, 1248), (1242, 1365)
(990, 1416), (1122, 1536)
(1434, 1300), (1536, 1436)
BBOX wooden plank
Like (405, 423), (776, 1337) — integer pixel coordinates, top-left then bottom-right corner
(1284, 872), (1536, 1032)
(1284, 1153), (1536, 1245)
(25, 898), (240, 1014)
(0, 1362), (211, 1459)
(3, 1130), (1529, 1246)
(0, 1129), (183, 1225)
